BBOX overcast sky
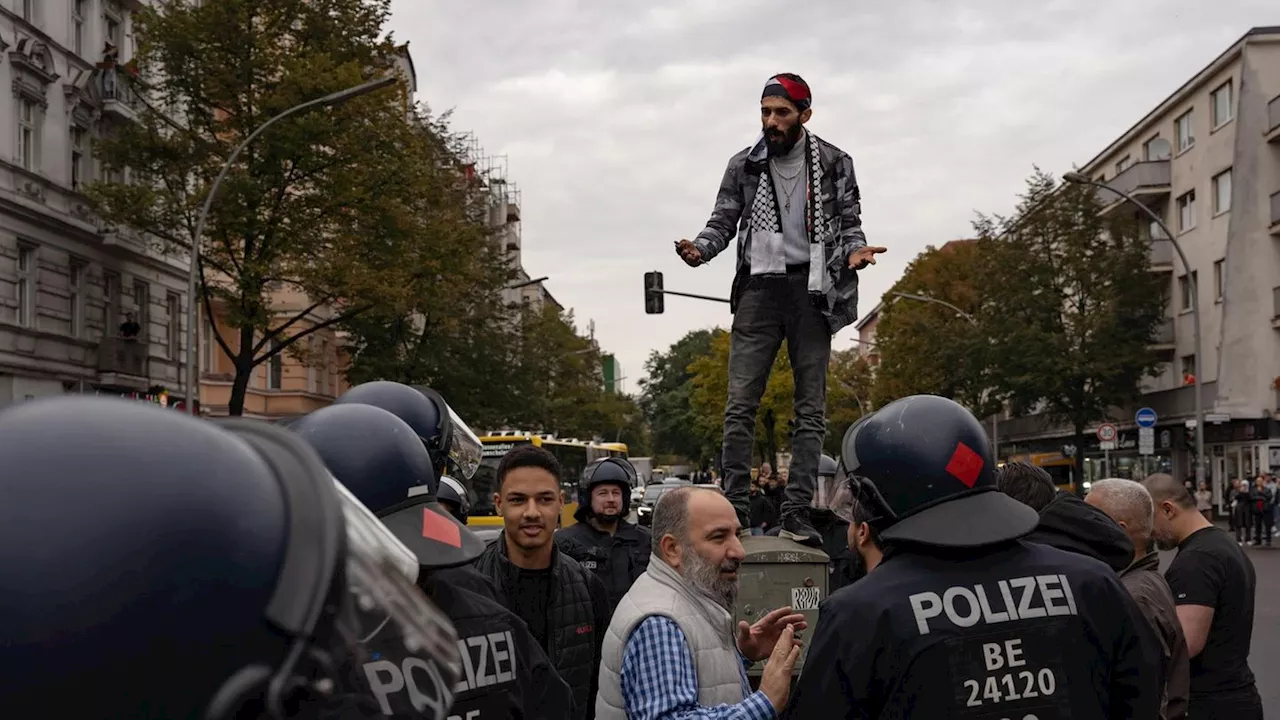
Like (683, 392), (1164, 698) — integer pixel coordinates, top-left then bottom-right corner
(387, 0), (1273, 392)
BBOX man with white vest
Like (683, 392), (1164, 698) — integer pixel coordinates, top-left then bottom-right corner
(596, 485), (805, 719)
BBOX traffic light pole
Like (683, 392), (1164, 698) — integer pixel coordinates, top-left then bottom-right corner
(658, 290), (730, 304)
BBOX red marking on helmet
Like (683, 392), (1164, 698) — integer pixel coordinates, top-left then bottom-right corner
(422, 507), (462, 548)
(945, 442), (984, 488)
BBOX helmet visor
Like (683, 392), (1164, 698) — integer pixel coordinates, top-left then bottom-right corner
(332, 477), (462, 697)
(445, 407), (482, 480)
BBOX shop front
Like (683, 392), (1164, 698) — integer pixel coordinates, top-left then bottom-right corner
(1203, 419), (1276, 514)
(1080, 427), (1175, 487)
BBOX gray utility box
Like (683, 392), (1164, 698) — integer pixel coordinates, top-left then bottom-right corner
(735, 536), (830, 678)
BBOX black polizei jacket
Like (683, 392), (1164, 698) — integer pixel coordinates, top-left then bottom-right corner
(554, 520), (651, 612)
(473, 533), (611, 720)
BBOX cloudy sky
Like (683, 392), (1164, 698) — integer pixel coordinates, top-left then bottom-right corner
(387, 0), (1273, 391)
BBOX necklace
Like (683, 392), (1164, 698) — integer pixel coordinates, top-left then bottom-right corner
(770, 159), (804, 213)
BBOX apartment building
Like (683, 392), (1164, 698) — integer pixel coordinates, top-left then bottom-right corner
(999, 26), (1280, 495)
(0, 0), (191, 407)
(853, 301), (882, 368)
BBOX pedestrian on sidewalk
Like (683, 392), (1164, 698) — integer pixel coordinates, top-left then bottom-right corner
(1195, 483), (1213, 523)
(1249, 475), (1273, 547)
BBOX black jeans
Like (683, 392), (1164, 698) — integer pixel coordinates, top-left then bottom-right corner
(1253, 511), (1272, 544)
(1188, 687), (1263, 720)
(721, 272), (831, 520)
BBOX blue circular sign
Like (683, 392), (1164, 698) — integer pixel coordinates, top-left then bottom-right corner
(1135, 407), (1158, 428)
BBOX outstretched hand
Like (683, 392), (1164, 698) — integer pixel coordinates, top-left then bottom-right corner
(848, 245), (888, 270)
(736, 606), (808, 662)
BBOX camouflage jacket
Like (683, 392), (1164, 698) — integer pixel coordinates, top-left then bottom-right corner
(691, 135), (868, 334)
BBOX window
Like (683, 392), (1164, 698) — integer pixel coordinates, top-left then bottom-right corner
(133, 280), (148, 340)
(106, 17), (121, 49)
(70, 127), (86, 190)
(1177, 190), (1196, 232)
(1179, 271), (1198, 311)
(1143, 134), (1170, 161)
(1148, 219), (1168, 240)
(1210, 81), (1233, 128)
(1181, 355), (1197, 378)
(17, 245), (36, 327)
(166, 293), (181, 359)
(1212, 260), (1224, 301)
(69, 261), (85, 337)
(1115, 155), (1131, 174)
(73, 0), (86, 54)
(103, 271), (120, 332)
(1212, 169), (1231, 214)
(18, 99), (36, 171)
(1175, 110), (1194, 153)
(201, 318), (217, 373)
(319, 339), (331, 395)
(268, 338), (283, 389)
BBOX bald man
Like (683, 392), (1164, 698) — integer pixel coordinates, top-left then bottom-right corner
(1142, 473), (1261, 720)
(1087, 479), (1189, 720)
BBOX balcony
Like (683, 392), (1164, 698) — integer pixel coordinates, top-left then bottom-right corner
(506, 201), (521, 223)
(97, 337), (150, 387)
(98, 71), (140, 123)
(1148, 318), (1175, 352)
(1267, 94), (1280, 144)
(1270, 191), (1280, 237)
(1148, 238), (1173, 271)
(1097, 161), (1171, 216)
(1273, 287), (1280, 330)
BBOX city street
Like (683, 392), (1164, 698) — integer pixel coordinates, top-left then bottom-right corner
(1159, 541), (1279, 714)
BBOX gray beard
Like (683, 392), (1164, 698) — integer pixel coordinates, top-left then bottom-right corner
(682, 547), (741, 612)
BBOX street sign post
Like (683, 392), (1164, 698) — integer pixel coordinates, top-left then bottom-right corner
(1138, 427), (1154, 455)
(1097, 423), (1118, 450)
(1135, 408), (1157, 428)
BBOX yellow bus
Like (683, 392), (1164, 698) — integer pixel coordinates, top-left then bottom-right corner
(591, 442), (629, 461)
(1006, 452), (1077, 493)
(471, 434), (593, 528)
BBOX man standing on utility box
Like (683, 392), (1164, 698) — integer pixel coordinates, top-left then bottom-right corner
(676, 72), (886, 545)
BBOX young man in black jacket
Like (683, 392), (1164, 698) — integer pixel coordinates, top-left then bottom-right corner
(474, 445), (612, 720)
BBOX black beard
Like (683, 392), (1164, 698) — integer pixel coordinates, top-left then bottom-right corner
(593, 511), (622, 525)
(764, 124), (803, 156)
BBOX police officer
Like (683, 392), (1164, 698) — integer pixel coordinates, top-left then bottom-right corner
(437, 476), (471, 523)
(784, 395), (1161, 719)
(333, 381), (499, 600)
(0, 396), (461, 719)
(811, 454), (858, 592)
(555, 457), (652, 610)
(293, 402), (574, 720)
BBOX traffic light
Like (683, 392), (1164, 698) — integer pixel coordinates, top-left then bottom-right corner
(644, 271), (664, 314)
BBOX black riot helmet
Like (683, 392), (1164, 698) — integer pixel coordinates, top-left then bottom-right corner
(840, 394), (1038, 548)
(435, 476), (471, 523)
(575, 457), (639, 523)
(818, 454), (839, 478)
(333, 382), (482, 484)
(291, 403), (486, 569)
(0, 397), (461, 719)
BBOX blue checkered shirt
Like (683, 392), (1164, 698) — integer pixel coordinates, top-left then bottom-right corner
(619, 615), (776, 720)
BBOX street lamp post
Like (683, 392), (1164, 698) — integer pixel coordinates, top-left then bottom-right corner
(889, 291), (999, 459)
(1062, 171), (1205, 488)
(183, 76), (397, 415)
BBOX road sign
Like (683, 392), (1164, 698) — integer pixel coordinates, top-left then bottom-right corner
(1138, 427), (1154, 455)
(1205, 413), (1231, 424)
(1097, 423), (1118, 451)
(1135, 407), (1157, 428)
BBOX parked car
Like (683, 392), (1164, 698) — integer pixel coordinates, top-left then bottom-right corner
(635, 479), (691, 527)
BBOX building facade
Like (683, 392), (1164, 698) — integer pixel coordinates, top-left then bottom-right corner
(853, 301), (882, 368)
(0, 0), (191, 408)
(999, 26), (1280, 503)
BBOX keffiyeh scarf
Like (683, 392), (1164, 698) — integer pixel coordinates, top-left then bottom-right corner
(746, 131), (832, 296)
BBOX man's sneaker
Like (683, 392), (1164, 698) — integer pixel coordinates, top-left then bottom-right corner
(779, 512), (822, 546)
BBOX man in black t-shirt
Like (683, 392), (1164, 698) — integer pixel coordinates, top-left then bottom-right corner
(1143, 474), (1262, 720)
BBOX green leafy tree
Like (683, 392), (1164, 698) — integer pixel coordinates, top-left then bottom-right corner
(870, 239), (995, 417)
(341, 125), (520, 428)
(825, 349), (874, 457)
(88, 0), (456, 415)
(638, 330), (716, 462)
(974, 169), (1167, 483)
